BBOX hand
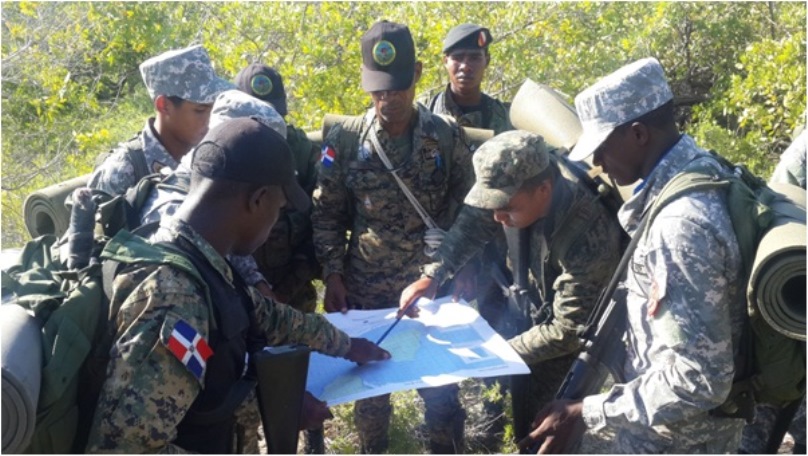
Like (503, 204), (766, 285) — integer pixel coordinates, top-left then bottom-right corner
(299, 391), (333, 430)
(254, 281), (278, 301)
(344, 338), (391, 365)
(324, 273), (349, 313)
(517, 399), (586, 454)
(451, 262), (478, 302)
(398, 277), (438, 318)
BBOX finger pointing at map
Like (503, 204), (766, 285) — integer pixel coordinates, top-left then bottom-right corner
(344, 337), (391, 365)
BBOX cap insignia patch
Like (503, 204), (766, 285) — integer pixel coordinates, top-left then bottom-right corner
(477, 31), (487, 48)
(373, 40), (396, 66)
(250, 74), (273, 96)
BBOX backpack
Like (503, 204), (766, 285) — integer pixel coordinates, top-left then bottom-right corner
(640, 151), (806, 417)
(1, 226), (206, 453)
(94, 135), (151, 185)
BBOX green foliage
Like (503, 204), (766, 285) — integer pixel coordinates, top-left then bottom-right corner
(3, 2), (806, 247)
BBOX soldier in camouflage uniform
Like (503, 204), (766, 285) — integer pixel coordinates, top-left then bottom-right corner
(139, 89), (287, 299)
(88, 45), (233, 197)
(399, 130), (623, 444)
(312, 20), (475, 454)
(428, 23), (512, 135)
(521, 58), (748, 453)
(234, 62), (324, 453)
(235, 63), (320, 314)
(427, 25), (515, 446)
(85, 117), (390, 453)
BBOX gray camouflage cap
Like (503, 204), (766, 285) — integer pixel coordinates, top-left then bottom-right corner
(209, 90), (287, 139)
(465, 130), (549, 209)
(139, 45), (234, 104)
(569, 57), (673, 161)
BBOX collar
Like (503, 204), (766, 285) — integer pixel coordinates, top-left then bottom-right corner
(156, 217), (235, 284)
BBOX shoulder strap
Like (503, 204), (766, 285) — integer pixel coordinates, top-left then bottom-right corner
(121, 136), (150, 181)
(334, 115), (365, 160)
(100, 230), (216, 330)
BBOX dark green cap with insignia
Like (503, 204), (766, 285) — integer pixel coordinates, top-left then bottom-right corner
(442, 23), (493, 54)
(361, 20), (416, 92)
(234, 63), (288, 117)
(465, 130), (550, 210)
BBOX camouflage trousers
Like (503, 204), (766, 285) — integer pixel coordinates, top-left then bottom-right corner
(511, 353), (577, 442)
(354, 384), (466, 454)
(739, 398), (806, 453)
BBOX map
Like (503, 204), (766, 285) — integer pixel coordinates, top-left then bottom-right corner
(306, 297), (530, 405)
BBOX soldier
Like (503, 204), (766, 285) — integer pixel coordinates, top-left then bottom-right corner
(88, 45), (232, 197)
(234, 63), (321, 313)
(312, 20), (475, 454)
(428, 23), (512, 134)
(85, 117), (390, 453)
(520, 58), (747, 453)
(426, 24), (514, 446)
(399, 130), (623, 444)
(234, 63), (324, 453)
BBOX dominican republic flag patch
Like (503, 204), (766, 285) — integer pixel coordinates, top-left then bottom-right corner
(165, 319), (213, 380)
(321, 144), (336, 168)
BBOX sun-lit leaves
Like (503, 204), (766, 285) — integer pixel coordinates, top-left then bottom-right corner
(2, 2), (806, 248)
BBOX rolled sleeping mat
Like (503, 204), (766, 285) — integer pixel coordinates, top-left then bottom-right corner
(313, 113), (495, 152)
(1, 304), (42, 453)
(509, 78), (582, 151)
(748, 182), (806, 341)
(23, 174), (90, 239)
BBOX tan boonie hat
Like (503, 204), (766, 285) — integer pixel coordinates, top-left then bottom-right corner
(139, 45), (234, 104)
(569, 57), (674, 161)
(209, 90), (287, 139)
(465, 130), (550, 210)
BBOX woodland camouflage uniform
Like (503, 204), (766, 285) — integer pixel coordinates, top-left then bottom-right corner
(312, 104), (475, 453)
(421, 130), (623, 441)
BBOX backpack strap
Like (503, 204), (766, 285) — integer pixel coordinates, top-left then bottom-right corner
(100, 230), (216, 330)
(94, 135), (150, 182)
(122, 136), (151, 182)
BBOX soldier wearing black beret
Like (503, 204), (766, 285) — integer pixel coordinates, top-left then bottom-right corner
(428, 23), (512, 135)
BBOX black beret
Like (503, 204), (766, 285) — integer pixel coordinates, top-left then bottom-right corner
(442, 24), (493, 54)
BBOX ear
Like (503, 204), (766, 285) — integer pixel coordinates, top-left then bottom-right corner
(442, 55), (450, 67)
(246, 186), (268, 214)
(413, 61), (423, 84)
(629, 122), (651, 146)
(484, 52), (491, 67)
(154, 95), (170, 115)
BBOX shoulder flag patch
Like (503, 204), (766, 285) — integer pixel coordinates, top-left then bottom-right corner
(321, 144), (336, 168)
(165, 319), (213, 380)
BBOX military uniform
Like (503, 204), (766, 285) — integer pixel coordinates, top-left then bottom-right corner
(422, 132), (623, 442)
(251, 124), (321, 312)
(429, 87), (511, 135)
(568, 59), (747, 453)
(88, 119), (179, 197)
(89, 45), (232, 197)
(579, 135), (747, 452)
(85, 218), (350, 453)
(313, 104), (474, 452)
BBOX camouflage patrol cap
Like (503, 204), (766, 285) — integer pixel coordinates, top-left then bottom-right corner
(139, 45), (234, 104)
(465, 130), (550, 209)
(234, 63), (288, 117)
(209, 90), (287, 139)
(442, 23), (493, 54)
(193, 118), (309, 211)
(569, 57), (673, 161)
